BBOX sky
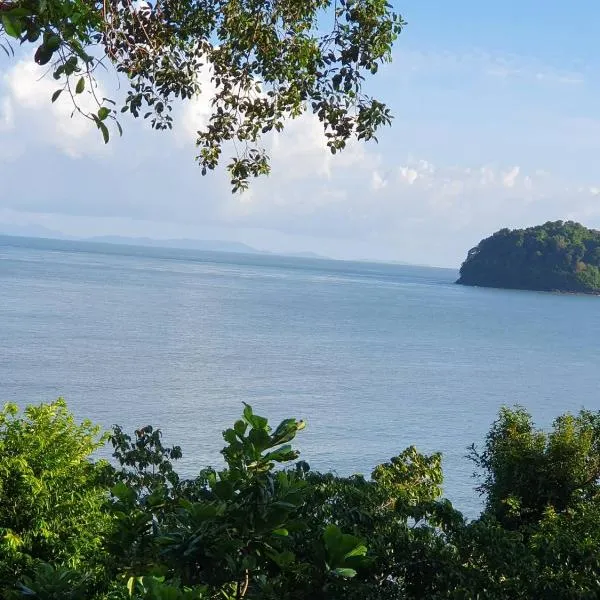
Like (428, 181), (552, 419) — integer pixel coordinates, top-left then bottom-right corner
(1, 0), (600, 267)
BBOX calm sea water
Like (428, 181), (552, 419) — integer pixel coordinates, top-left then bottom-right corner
(2, 235), (599, 516)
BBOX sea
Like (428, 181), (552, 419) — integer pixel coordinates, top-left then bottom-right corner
(1, 235), (599, 518)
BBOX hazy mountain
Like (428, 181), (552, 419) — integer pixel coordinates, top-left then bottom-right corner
(85, 236), (334, 260)
(85, 236), (269, 255)
(0, 230), (332, 260)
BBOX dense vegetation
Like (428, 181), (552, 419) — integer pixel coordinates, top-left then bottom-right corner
(457, 221), (600, 293)
(2, 399), (600, 599)
(0, 0), (403, 191)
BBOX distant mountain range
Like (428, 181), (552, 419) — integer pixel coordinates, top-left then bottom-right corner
(86, 236), (330, 260)
(0, 227), (444, 267)
(86, 235), (268, 255)
(0, 226), (330, 260)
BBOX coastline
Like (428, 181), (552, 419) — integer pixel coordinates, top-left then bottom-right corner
(456, 279), (600, 297)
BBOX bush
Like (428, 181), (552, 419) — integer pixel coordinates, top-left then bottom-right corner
(0, 399), (113, 591)
(469, 406), (600, 529)
(2, 401), (600, 599)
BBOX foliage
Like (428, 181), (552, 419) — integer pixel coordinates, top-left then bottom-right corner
(102, 403), (370, 599)
(3, 400), (600, 599)
(0, 0), (404, 191)
(107, 424), (185, 576)
(457, 220), (600, 293)
(469, 406), (600, 530)
(11, 562), (92, 600)
(0, 399), (113, 590)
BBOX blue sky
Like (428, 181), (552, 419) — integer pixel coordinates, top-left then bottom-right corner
(398, 1), (597, 64)
(1, 1), (600, 267)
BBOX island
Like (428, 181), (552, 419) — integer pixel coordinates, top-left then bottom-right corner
(456, 221), (600, 294)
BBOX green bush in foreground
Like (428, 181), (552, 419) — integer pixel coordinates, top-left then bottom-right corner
(0, 400), (113, 588)
(1, 399), (600, 599)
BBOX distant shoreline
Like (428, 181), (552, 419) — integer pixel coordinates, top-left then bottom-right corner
(0, 233), (450, 271)
(457, 280), (600, 297)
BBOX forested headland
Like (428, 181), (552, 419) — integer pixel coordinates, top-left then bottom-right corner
(457, 221), (600, 294)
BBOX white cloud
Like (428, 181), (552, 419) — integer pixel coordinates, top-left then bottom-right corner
(2, 57), (111, 158)
(479, 166), (496, 186)
(269, 115), (333, 179)
(502, 166), (520, 188)
(398, 166), (419, 185)
(371, 171), (387, 190)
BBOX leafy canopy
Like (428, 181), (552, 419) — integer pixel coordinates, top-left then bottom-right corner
(0, 0), (404, 191)
(5, 401), (600, 599)
(0, 399), (112, 588)
(469, 405), (600, 530)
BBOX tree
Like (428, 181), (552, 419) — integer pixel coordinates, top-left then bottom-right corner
(469, 406), (600, 530)
(0, 399), (113, 591)
(0, 0), (404, 191)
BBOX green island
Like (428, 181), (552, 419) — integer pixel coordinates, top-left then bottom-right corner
(2, 399), (600, 599)
(457, 221), (600, 294)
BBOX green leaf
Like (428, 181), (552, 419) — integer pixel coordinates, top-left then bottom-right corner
(51, 89), (63, 103)
(64, 57), (78, 76)
(272, 419), (301, 444)
(248, 427), (271, 451)
(323, 524), (341, 549)
(111, 482), (136, 503)
(332, 567), (357, 578)
(45, 35), (61, 52)
(263, 445), (298, 463)
(98, 121), (109, 143)
(34, 45), (52, 65)
(6, 7), (30, 17)
(2, 15), (21, 38)
(234, 419), (247, 437)
(272, 528), (289, 536)
(242, 402), (254, 423)
(323, 524), (368, 567)
(75, 77), (85, 94)
(126, 576), (137, 597)
(344, 544), (367, 559)
(223, 428), (237, 444)
(247, 412), (269, 431)
(97, 107), (110, 121)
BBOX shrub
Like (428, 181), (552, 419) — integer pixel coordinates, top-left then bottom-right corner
(0, 399), (113, 592)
